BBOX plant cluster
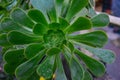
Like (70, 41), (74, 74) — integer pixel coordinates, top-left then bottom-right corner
(0, 0), (115, 80)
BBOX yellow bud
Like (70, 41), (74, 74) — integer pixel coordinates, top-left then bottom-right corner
(53, 74), (56, 79)
(40, 77), (45, 80)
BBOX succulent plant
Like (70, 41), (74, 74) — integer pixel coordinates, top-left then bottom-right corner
(0, 0), (115, 80)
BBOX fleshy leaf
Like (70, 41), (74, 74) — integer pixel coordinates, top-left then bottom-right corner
(8, 31), (42, 45)
(65, 17), (92, 33)
(47, 47), (61, 56)
(49, 22), (61, 30)
(91, 13), (110, 27)
(25, 43), (44, 59)
(75, 49), (105, 77)
(69, 31), (108, 47)
(66, 0), (89, 20)
(37, 56), (55, 79)
(4, 49), (26, 74)
(55, 54), (67, 80)
(11, 8), (34, 28)
(15, 50), (45, 80)
(59, 17), (69, 30)
(81, 44), (115, 64)
(1, 18), (31, 33)
(33, 23), (48, 35)
(30, 0), (57, 22)
(26, 72), (39, 80)
(63, 45), (84, 80)
(55, 0), (64, 17)
(0, 34), (11, 46)
(70, 57), (84, 80)
(83, 70), (93, 80)
(28, 9), (48, 26)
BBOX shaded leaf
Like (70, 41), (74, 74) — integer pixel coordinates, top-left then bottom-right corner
(63, 45), (84, 80)
(69, 31), (108, 47)
(66, 0), (89, 20)
(55, 54), (67, 80)
(25, 43), (44, 59)
(11, 8), (34, 28)
(0, 33), (11, 46)
(37, 56), (55, 79)
(15, 49), (45, 80)
(75, 49), (105, 77)
(1, 18), (31, 33)
(26, 72), (40, 80)
(4, 49), (26, 74)
(8, 31), (42, 45)
(91, 13), (110, 27)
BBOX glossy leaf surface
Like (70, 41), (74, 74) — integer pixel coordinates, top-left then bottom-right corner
(66, 17), (92, 33)
(25, 43), (44, 59)
(91, 13), (109, 27)
(8, 31), (42, 45)
(15, 50), (45, 80)
(55, 54), (67, 80)
(4, 49), (26, 74)
(66, 0), (89, 20)
(75, 49), (105, 77)
(33, 23), (48, 35)
(0, 34), (11, 46)
(28, 9), (48, 25)
(11, 8), (34, 28)
(37, 56), (55, 79)
(69, 31), (108, 47)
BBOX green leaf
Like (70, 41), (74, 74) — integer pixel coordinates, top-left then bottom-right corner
(47, 47), (61, 56)
(4, 49), (25, 64)
(55, 0), (64, 17)
(4, 63), (18, 74)
(65, 17), (92, 33)
(15, 49), (45, 80)
(67, 42), (75, 52)
(59, 17), (69, 30)
(63, 45), (84, 80)
(1, 18), (31, 33)
(75, 49), (105, 77)
(91, 13), (110, 27)
(89, 0), (95, 7)
(69, 31), (108, 47)
(3, 49), (26, 74)
(26, 72), (39, 80)
(82, 44), (115, 64)
(30, 0), (57, 22)
(37, 56), (55, 79)
(69, 57), (84, 80)
(28, 9), (48, 26)
(83, 71), (93, 80)
(55, 54), (67, 80)
(33, 23), (48, 35)
(8, 31), (42, 45)
(49, 22), (61, 30)
(66, 0), (89, 20)
(11, 8), (34, 28)
(25, 43), (44, 59)
(0, 33), (11, 46)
